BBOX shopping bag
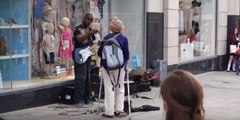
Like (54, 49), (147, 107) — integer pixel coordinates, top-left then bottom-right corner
(180, 43), (194, 59)
(230, 45), (237, 53)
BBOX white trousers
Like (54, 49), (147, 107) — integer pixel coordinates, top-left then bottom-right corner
(101, 67), (125, 116)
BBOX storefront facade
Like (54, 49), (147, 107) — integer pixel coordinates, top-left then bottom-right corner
(0, 0), (146, 113)
(161, 0), (230, 74)
(0, 0), (145, 90)
(0, 0), (236, 113)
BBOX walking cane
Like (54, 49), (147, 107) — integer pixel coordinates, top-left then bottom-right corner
(125, 66), (132, 120)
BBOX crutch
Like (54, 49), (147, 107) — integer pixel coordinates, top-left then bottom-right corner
(97, 72), (103, 114)
(125, 66), (132, 120)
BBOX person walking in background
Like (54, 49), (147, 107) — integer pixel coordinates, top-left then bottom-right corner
(72, 13), (98, 107)
(227, 27), (239, 72)
(97, 17), (129, 118)
(160, 70), (204, 120)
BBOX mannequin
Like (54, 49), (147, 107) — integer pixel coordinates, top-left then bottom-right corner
(38, 2), (54, 76)
(42, 3), (54, 34)
(41, 23), (55, 77)
(179, 0), (184, 33)
(58, 17), (72, 74)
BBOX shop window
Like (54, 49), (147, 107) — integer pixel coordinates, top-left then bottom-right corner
(0, 0), (145, 91)
(179, 0), (216, 60)
(0, 0), (30, 90)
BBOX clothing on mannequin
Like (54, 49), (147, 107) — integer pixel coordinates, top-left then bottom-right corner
(39, 2), (55, 77)
(58, 17), (73, 75)
(179, 10), (184, 32)
(41, 23), (55, 77)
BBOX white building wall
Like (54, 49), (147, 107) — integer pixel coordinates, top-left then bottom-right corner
(228, 0), (239, 15)
(217, 0), (228, 55)
(146, 0), (163, 13)
(146, 0), (231, 65)
(163, 0), (179, 65)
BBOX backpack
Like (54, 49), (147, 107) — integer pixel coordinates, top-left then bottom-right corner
(102, 34), (124, 70)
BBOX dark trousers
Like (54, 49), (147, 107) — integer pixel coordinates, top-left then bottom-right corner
(74, 60), (91, 104)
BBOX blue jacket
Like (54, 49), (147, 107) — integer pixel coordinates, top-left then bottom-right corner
(97, 33), (129, 68)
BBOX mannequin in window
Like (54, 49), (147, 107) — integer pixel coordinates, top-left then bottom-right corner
(182, 0), (192, 34)
(38, 2), (54, 76)
(179, 0), (184, 33)
(58, 17), (72, 74)
(41, 3), (54, 34)
(41, 23), (55, 78)
(191, 0), (201, 23)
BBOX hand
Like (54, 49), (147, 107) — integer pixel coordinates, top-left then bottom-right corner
(93, 39), (99, 44)
(58, 25), (64, 30)
(88, 30), (98, 35)
(124, 64), (128, 71)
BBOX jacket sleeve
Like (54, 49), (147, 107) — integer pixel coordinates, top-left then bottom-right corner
(122, 37), (130, 62)
(229, 35), (238, 45)
(97, 41), (104, 58)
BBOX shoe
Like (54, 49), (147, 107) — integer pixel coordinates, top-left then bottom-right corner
(76, 103), (88, 108)
(102, 113), (114, 118)
(114, 112), (128, 118)
(76, 100), (88, 108)
(85, 100), (94, 105)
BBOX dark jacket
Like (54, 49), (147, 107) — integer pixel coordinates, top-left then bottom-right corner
(73, 24), (96, 48)
(229, 34), (238, 45)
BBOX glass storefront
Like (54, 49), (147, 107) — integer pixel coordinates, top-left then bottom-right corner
(178, 0), (216, 61)
(0, 0), (30, 90)
(0, 0), (145, 91)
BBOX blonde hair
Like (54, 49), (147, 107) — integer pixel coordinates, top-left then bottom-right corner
(109, 17), (125, 33)
(62, 17), (70, 27)
(46, 23), (54, 33)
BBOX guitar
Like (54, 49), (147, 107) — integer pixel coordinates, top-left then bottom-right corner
(74, 42), (98, 64)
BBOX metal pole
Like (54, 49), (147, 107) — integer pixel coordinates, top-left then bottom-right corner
(126, 66), (132, 120)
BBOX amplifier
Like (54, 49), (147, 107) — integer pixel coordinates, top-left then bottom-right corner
(152, 59), (167, 86)
(60, 86), (75, 105)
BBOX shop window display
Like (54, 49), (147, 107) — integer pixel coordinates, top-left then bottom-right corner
(0, 0), (144, 90)
(179, 0), (216, 60)
(32, 1), (77, 80)
(31, 0), (105, 81)
(0, 0), (30, 89)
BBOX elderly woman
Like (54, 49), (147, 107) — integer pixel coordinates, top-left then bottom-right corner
(97, 17), (129, 118)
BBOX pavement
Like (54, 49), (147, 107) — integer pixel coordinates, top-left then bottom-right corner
(0, 71), (240, 120)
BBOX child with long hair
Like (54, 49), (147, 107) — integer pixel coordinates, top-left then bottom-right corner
(161, 70), (204, 120)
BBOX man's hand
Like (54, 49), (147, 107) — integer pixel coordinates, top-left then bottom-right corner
(93, 39), (99, 44)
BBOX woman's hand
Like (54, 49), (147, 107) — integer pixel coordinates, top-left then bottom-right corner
(87, 29), (98, 35)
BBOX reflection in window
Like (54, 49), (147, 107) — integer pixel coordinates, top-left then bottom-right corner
(179, 0), (216, 60)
